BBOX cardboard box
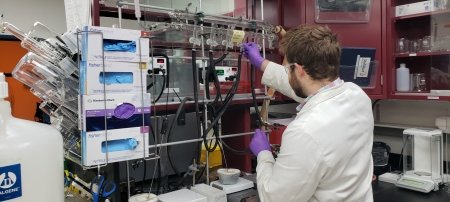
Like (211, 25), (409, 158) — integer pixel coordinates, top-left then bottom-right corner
(395, 1), (434, 17)
(81, 26), (150, 62)
(79, 60), (147, 94)
(80, 93), (151, 166)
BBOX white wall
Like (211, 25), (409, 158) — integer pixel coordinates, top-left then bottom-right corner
(1, 0), (67, 34)
(374, 99), (450, 127)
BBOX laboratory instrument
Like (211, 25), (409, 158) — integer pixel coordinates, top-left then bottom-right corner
(158, 189), (207, 202)
(217, 168), (241, 185)
(128, 193), (158, 202)
(0, 73), (64, 201)
(190, 183), (227, 202)
(396, 128), (444, 193)
(210, 177), (254, 194)
(226, 188), (259, 202)
(3, 0), (278, 199)
(378, 172), (401, 184)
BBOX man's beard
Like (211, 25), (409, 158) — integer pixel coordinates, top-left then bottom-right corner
(289, 72), (307, 98)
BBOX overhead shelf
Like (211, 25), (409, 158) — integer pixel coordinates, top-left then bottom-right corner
(394, 9), (450, 21)
(394, 50), (450, 58)
(389, 92), (450, 101)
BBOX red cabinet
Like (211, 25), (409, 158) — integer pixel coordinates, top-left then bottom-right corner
(279, 0), (388, 99)
(387, 0), (450, 101)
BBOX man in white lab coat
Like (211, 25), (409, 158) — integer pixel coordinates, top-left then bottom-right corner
(243, 25), (374, 202)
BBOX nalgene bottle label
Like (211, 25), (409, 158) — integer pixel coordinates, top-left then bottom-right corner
(0, 164), (22, 201)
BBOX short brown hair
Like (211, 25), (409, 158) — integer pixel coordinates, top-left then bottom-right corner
(280, 25), (340, 81)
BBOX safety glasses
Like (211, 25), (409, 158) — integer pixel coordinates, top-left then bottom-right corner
(283, 63), (296, 74)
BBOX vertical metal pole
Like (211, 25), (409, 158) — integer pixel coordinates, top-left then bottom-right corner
(260, 0), (265, 58)
(118, 5), (122, 28)
(198, 0), (210, 186)
(126, 160), (131, 199)
(260, 0), (268, 96)
(206, 147), (210, 184)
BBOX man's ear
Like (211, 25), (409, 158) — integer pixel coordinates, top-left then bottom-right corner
(282, 57), (288, 65)
(294, 64), (306, 77)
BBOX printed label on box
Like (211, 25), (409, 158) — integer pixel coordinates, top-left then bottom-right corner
(80, 93), (151, 166)
(355, 56), (371, 78)
(80, 61), (147, 95)
(81, 26), (150, 63)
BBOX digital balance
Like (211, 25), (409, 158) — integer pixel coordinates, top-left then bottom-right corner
(395, 128), (444, 193)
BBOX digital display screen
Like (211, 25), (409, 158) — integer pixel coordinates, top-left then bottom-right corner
(216, 70), (225, 76)
(157, 58), (165, 63)
(401, 178), (424, 186)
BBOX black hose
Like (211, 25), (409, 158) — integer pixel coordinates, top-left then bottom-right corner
(205, 51), (228, 103)
(203, 106), (219, 153)
(251, 65), (263, 127)
(205, 50), (214, 100)
(166, 97), (194, 177)
(204, 52), (242, 138)
(221, 140), (251, 155)
(153, 72), (166, 103)
(372, 99), (381, 110)
(211, 53), (227, 104)
(210, 52), (252, 155)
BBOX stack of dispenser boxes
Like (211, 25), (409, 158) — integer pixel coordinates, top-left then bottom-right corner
(79, 26), (151, 166)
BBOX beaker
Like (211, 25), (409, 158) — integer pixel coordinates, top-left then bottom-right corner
(397, 38), (409, 53)
(420, 36), (432, 52)
(412, 73), (427, 92)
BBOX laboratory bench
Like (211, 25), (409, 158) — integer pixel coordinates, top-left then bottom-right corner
(373, 181), (450, 202)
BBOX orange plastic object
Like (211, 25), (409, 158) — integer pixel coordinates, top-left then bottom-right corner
(0, 40), (39, 121)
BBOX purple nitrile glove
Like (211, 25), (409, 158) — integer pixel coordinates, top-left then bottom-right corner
(249, 129), (271, 156)
(243, 42), (264, 69)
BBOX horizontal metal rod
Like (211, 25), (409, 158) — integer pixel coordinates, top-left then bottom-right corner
(166, 55), (249, 62)
(148, 131), (265, 149)
(118, 1), (265, 25)
(119, 1), (175, 12)
(152, 95), (269, 106)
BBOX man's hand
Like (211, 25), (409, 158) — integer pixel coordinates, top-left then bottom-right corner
(249, 129), (271, 156)
(243, 42), (265, 69)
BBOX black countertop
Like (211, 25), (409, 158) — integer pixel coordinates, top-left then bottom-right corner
(373, 181), (450, 202)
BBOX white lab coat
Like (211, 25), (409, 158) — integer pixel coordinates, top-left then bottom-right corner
(257, 62), (374, 202)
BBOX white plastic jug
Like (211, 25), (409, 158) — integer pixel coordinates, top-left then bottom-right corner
(0, 73), (64, 201)
(396, 63), (410, 92)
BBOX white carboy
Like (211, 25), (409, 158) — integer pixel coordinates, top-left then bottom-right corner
(0, 73), (64, 201)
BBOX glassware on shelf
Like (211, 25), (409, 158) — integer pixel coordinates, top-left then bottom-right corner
(410, 39), (421, 53)
(411, 73), (427, 92)
(397, 38), (410, 53)
(420, 36), (432, 52)
(434, 0), (449, 10)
